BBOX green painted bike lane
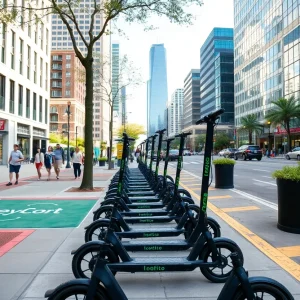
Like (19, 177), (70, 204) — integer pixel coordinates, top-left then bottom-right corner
(0, 200), (97, 228)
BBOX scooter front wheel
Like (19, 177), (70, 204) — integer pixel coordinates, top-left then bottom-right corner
(93, 205), (114, 221)
(46, 284), (110, 300)
(72, 243), (119, 279)
(199, 239), (244, 283)
(233, 282), (293, 300)
(85, 221), (121, 242)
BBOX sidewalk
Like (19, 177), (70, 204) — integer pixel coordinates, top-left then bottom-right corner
(0, 163), (299, 300)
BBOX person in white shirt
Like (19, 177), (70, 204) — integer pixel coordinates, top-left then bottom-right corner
(72, 147), (83, 179)
(35, 147), (44, 180)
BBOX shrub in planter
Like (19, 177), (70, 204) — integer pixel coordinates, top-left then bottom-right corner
(98, 157), (107, 166)
(273, 163), (300, 233)
(213, 158), (236, 189)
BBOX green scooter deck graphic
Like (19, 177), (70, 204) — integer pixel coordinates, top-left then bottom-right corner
(0, 200), (96, 228)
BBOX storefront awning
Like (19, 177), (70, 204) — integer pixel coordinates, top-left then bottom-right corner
(17, 134), (30, 138)
(33, 136), (49, 140)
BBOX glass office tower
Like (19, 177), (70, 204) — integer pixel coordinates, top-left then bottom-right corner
(147, 44), (168, 135)
(200, 28), (234, 123)
(234, 0), (300, 148)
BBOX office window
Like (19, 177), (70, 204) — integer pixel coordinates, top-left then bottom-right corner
(20, 0), (25, 28)
(46, 29), (49, 55)
(40, 58), (43, 88)
(9, 80), (15, 114)
(26, 89), (30, 118)
(0, 74), (5, 110)
(19, 38), (23, 75)
(34, 52), (37, 84)
(28, 10), (32, 37)
(40, 23), (44, 50)
(66, 81), (71, 86)
(34, 16), (38, 44)
(66, 63), (71, 69)
(39, 96), (42, 122)
(45, 62), (48, 91)
(27, 46), (30, 79)
(65, 90), (70, 96)
(66, 54), (71, 60)
(0, 23), (5, 63)
(66, 72), (71, 77)
(33, 93), (37, 120)
(11, 30), (15, 69)
(45, 99), (48, 124)
(18, 84), (23, 116)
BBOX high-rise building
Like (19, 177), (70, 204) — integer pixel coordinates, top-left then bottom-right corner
(183, 69), (201, 129)
(121, 86), (126, 127)
(168, 89), (184, 137)
(200, 28), (234, 124)
(147, 44), (168, 135)
(50, 50), (85, 140)
(0, 1), (51, 163)
(112, 43), (120, 113)
(234, 0), (300, 149)
(51, 5), (111, 143)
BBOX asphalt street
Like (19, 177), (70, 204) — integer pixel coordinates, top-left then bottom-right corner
(168, 155), (299, 204)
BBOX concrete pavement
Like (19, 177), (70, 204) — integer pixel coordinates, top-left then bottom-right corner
(0, 162), (299, 300)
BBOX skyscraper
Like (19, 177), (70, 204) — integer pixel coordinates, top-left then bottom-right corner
(112, 43), (120, 112)
(147, 44), (168, 135)
(234, 0), (300, 149)
(200, 28), (234, 124)
(168, 88), (184, 137)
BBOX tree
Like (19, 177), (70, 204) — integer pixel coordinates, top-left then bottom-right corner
(99, 55), (141, 169)
(194, 134), (206, 151)
(116, 123), (146, 147)
(239, 114), (264, 144)
(214, 132), (231, 151)
(1, 0), (203, 189)
(265, 97), (300, 151)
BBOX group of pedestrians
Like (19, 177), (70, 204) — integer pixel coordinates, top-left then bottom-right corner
(6, 144), (84, 186)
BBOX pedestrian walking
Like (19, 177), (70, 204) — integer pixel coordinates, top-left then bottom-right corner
(6, 144), (24, 186)
(53, 144), (64, 179)
(44, 146), (55, 181)
(72, 147), (83, 179)
(35, 147), (44, 180)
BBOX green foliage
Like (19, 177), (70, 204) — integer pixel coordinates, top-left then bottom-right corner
(170, 138), (180, 149)
(49, 133), (61, 144)
(116, 123), (146, 142)
(98, 157), (107, 161)
(239, 114), (264, 144)
(194, 134), (206, 151)
(265, 97), (300, 151)
(213, 158), (236, 165)
(272, 163), (300, 182)
(214, 132), (231, 150)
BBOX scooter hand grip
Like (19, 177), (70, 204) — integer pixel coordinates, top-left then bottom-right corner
(128, 138), (135, 141)
(163, 138), (175, 142)
(175, 132), (192, 138)
(196, 109), (225, 124)
(155, 128), (167, 134)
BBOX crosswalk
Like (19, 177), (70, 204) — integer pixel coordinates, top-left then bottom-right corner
(169, 161), (202, 166)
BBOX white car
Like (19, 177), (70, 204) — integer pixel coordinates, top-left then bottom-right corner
(286, 147), (300, 160)
(218, 149), (226, 156)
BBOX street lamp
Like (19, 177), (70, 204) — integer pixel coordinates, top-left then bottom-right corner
(65, 101), (71, 168)
(267, 121), (271, 157)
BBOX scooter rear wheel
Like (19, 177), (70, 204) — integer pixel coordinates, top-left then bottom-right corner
(184, 217), (221, 239)
(233, 282), (293, 300)
(47, 284), (110, 300)
(93, 206), (114, 221)
(199, 240), (244, 283)
(72, 243), (119, 279)
(85, 221), (121, 243)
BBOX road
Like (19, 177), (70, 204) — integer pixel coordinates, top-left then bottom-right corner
(168, 155), (298, 204)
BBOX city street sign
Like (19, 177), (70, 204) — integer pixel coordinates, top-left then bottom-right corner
(0, 200), (96, 228)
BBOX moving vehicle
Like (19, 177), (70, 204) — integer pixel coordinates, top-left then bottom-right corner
(162, 149), (179, 161)
(234, 145), (262, 161)
(286, 147), (300, 160)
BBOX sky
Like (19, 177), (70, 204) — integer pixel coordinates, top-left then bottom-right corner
(112, 0), (234, 131)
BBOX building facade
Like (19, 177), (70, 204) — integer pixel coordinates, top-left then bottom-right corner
(51, 5), (111, 143)
(0, 2), (51, 163)
(147, 44), (168, 135)
(234, 0), (300, 149)
(183, 69), (201, 129)
(200, 28), (234, 123)
(168, 88), (184, 137)
(50, 50), (85, 141)
(112, 43), (120, 113)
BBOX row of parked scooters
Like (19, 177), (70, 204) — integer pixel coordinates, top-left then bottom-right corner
(45, 109), (294, 299)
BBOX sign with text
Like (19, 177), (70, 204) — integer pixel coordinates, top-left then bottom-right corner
(117, 144), (123, 159)
(0, 120), (6, 130)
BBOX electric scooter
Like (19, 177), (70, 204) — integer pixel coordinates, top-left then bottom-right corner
(45, 252), (294, 300)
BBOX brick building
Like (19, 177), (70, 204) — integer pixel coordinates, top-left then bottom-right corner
(50, 50), (85, 140)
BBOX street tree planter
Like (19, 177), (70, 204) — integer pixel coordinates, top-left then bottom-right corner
(213, 158), (235, 189)
(98, 158), (107, 167)
(273, 164), (300, 234)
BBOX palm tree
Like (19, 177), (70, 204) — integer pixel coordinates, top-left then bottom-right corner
(239, 114), (264, 144)
(265, 97), (300, 151)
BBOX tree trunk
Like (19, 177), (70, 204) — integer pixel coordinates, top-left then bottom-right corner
(108, 104), (114, 170)
(249, 130), (252, 144)
(286, 121), (291, 151)
(80, 60), (94, 190)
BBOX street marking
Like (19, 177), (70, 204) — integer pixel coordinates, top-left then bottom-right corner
(190, 162), (200, 164)
(253, 179), (277, 186)
(262, 176), (273, 179)
(180, 182), (300, 282)
(185, 184), (201, 186)
(183, 162), (191, 165)
(208, 195), (231, 200)
(277, 246), (300, 257)
(222, 206), (260, 212)
(230, 189), (278, 211)
(191, 187), (216, 191)
(252, 169), (269, 172)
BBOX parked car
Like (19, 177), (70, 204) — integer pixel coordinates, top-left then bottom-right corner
(183, 150), (191, 156)
(218, 149), (227, 156)
(234, 145), (262, 161)
(286, 147), (300, 160)
(223, 148), (237, 158)
(168, 149), (179, 161)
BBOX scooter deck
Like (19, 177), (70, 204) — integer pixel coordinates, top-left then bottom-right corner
(129, 196), (159, 200)
(124, 215), (180, 224)
(122, 239), (191, 251)
(117, 227), (184, 238)
(128, 191), (156, 196)
(121, 209), (169, 217)
(128, 203), (164, 209)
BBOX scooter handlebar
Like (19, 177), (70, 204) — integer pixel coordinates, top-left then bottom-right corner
(196, 108), (225, 124)
(163, 138), (175, 142)
(155, 128), (167, 134)
(175, 132), (192, 138)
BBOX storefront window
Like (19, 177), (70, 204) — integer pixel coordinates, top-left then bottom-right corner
(17, 137), (29, 158)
